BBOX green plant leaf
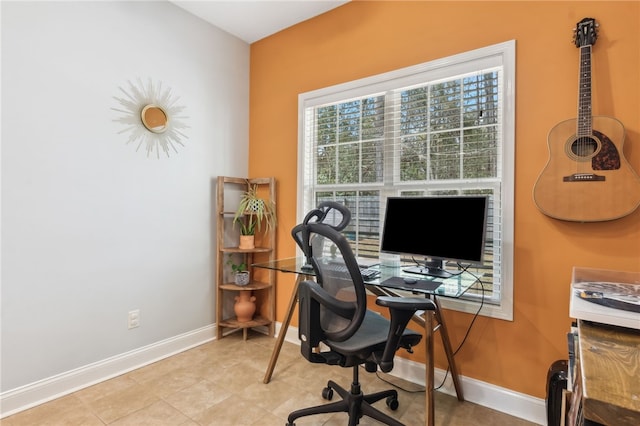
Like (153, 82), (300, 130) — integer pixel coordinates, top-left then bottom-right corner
(232, 181), (277, 236)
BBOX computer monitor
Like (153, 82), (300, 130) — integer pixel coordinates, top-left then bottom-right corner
(380, 196), (488, 278)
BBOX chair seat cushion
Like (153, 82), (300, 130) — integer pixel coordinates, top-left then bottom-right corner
(325, 310), (421, 358)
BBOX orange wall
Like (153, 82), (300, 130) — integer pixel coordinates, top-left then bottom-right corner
(248, 1), (640, 399)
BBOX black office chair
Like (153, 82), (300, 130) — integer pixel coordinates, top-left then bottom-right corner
(287, 213), (436, 426)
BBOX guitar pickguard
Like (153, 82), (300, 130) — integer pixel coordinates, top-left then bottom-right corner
(591, 130), (620, 170)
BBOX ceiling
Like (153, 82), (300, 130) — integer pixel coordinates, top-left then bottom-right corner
(170, 1), (349, 44)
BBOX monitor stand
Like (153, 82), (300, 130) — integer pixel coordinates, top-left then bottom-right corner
(403, 259), (453, 279)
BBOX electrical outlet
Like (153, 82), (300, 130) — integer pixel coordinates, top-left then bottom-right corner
(128, 309), (140, 329)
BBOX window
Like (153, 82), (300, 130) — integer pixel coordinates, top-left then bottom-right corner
(297, 41), (515, 320)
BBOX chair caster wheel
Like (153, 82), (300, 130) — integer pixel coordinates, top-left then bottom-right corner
(386, 395), (399, 410)
(322, 386), (334, 400)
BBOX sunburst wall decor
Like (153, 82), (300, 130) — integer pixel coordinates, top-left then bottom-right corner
(112, 78), (188, 158)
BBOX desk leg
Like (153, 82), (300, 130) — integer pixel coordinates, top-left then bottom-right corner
(432, 296), (464, 401)
(263, 274), (304, 384)
(425, 310), (434, 426)
(368, 285), (465, 401)
(406, 299), (464, 401)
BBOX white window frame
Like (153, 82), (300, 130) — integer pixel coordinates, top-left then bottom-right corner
(297, 41), (515, 320)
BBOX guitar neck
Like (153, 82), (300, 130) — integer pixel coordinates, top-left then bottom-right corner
(577, 45), (593, 137)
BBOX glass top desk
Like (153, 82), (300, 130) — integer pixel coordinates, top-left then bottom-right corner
(255, 256), (480, 405)
(254, 256), (478, 298)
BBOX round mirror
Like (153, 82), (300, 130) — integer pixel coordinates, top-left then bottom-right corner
(140, 104), (168, 133)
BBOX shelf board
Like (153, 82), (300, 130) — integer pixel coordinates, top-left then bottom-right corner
(219, 315), (271, 330)
(219, 210), (271, 217)
(220, 281), (272, 291)
(221, 246), (272, 253)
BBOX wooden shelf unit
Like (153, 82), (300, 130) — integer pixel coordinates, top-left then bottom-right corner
(566, 320), (640, 426)
(216, 176), (276, 340)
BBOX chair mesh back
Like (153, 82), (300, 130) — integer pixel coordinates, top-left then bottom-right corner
(308, 229), (365, 338)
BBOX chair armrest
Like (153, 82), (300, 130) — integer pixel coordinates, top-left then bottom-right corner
(376, 296), (436, 311)
(374, 296), (437, 373)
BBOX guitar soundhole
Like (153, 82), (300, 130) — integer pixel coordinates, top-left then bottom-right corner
(568, 136), (600, 160)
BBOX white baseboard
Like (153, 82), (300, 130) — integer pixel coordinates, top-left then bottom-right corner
(0, 325), (217, 418)
(2, 322), (547, 425)
(275, 322), (546, 425)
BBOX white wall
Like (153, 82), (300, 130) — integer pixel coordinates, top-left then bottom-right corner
(1, 0), (248, 398)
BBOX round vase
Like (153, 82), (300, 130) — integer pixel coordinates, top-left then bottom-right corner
(234, 290), (256, 322)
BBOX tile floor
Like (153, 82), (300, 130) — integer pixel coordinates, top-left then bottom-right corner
(2, 331), (538, 425)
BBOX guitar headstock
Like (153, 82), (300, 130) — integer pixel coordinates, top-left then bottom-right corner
(574, 17), (598, 48)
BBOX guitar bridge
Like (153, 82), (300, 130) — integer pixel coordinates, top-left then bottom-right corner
(563, 173), (605, 182)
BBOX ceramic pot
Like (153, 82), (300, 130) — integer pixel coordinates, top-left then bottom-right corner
(239, 235), (255, 249)
(234, 290), (256, 322)
(235, 271), (250, 286)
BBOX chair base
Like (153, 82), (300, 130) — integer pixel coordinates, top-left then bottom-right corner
(286, 371), (405, 426)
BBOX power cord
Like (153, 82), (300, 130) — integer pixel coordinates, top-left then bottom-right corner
(374, 370), (425, 393)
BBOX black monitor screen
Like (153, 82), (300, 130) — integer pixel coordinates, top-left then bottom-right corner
(380, 196), (488, 278)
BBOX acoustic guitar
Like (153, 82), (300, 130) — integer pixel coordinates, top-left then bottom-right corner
(533, 18), (640, 222)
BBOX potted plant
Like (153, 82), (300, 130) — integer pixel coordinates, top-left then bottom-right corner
(233, 181), (277, 249)
(226, 255), (250, 286)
